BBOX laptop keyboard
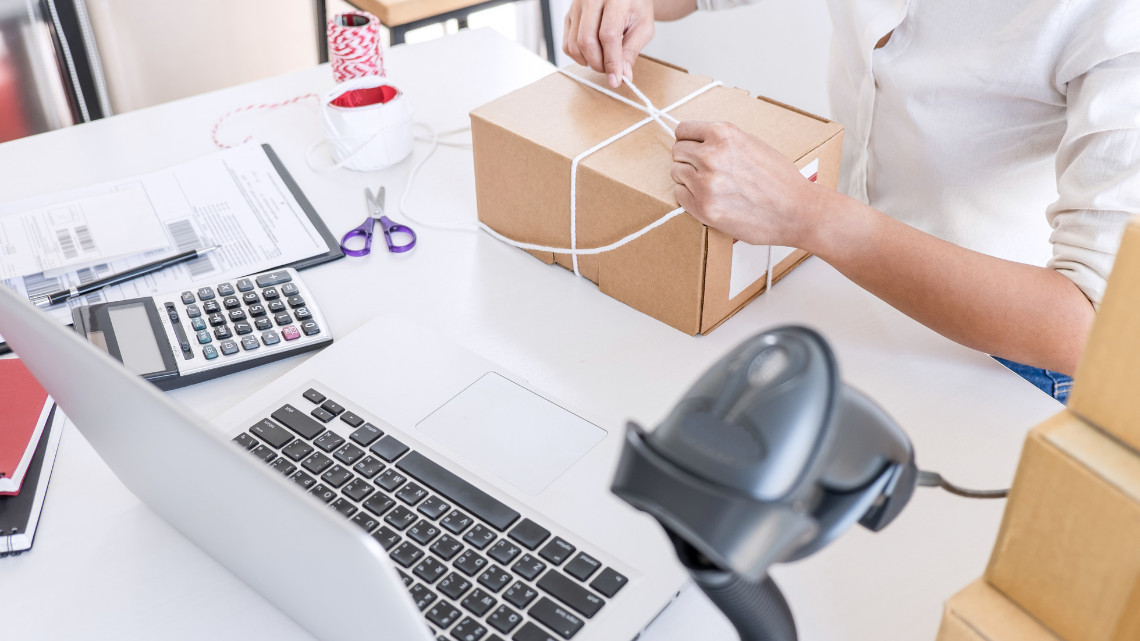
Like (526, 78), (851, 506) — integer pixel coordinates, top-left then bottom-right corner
(232, 386), (629, 641)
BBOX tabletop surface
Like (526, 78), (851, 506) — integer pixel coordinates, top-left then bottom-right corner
(0, 28), (1062, 641)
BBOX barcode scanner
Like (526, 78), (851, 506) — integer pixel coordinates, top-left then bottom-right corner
(612, 326), (918, 641)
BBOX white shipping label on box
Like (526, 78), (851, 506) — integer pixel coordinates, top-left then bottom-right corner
(727, 159), (817, 299)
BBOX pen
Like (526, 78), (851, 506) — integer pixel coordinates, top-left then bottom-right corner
(31, 245), (222, 309)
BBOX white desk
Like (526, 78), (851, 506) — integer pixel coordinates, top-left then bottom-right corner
(0, 28), (1061, 641)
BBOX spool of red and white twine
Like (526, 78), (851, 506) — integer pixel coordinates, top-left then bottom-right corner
(212, 10), (388, 149)
(328, 10), (385, 83)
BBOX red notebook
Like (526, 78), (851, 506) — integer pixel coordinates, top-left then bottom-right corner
(0, 359), (53, 495)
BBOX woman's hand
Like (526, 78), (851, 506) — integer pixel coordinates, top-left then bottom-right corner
(563, 0), (657, 87)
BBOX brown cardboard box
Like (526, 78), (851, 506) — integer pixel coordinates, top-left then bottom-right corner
(936, 580), (1061, 641)
(985, 411), (1140, 641)
(1069, 217), (1140, 452)
(469, 57), (844, 334)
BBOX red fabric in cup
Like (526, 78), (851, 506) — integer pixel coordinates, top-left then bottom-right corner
(331, 85), (398, 108)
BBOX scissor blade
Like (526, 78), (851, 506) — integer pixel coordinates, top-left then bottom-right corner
(366, 186), (386, 217)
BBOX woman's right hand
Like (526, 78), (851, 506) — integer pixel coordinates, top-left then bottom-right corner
(562, 0), (658, 88)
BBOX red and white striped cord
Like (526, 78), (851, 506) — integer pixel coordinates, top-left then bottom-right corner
(210, 93), (318, 149)
(328, 10), (385, 83)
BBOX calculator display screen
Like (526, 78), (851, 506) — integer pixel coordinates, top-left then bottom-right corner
(107, 302), (166, 375)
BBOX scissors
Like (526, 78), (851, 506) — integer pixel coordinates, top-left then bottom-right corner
(340, 186), (417, 257)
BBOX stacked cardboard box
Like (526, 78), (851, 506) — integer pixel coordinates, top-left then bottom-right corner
(470, 57), (843, 335)
(936, 219), (1140, 641)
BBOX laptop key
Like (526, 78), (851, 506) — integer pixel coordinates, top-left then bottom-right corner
(460, 588), (497, 617)
(408, 520), (442, 545)
(250, 419), (293, 449)
(301, 451), (333, 475)
(330, 498), (357, 519)
(397, 570), (414, 588)
(478, 565), (512, 593)
(310, 484), (337, 504)
(418, 496), (452, 520)
(250, 444), (276, 463)
(528, 598), (584, 639)
(314, 431), (346, 452)
(536, 570), (603, 618)
(334, 443), (365, 465)
(511, 554), (546, 581)
(385, 505), (419, 530)
(450, 617), (488, 641)
(508, 519), (551, 551)
(340, 411), (364, 428)
(321, 465), (353, 488)
(488, 540), (522, 566)
(310, 407), (335, 423)
(349, 423), (383, 447)
(438, 572), (473, 600)
(398, 452), (521, 532)
(454, 550), (488, 577)
(538, 538), (575, 566)
(363, 494), (395, 517)
(269, 458), (296, 476)
(351, 512), (381, 534)
(390, 541), (426, 568)
(397, 481), (429, 506)
(430, 534), (465, 561)
(503, 582), (539, 609)
(414, 556), (448, 584)
(563, 554), (601, 582)
(410, 583), (438, 611)
(487, 604), (523, 635)
(271, 405), (325, 439)
(425, 602), (462, 630)
(376, 468), (408, 492)
(371, 526), (401, 551)
(512, 622), (558, 641)
(232, 432), (258, 451)
(370, 435), (410, 462)
(302, 388), (326, 404)
(289, 470), (316, 490)
(281, 440), (314, 462)
(342, 478), (374, 502)
(463, 524), (496, 550)
(588, 568), (628, 598)
(353, 455), (385, 479)
(441, 510), (474, 535)
(320, 399), (345, 416)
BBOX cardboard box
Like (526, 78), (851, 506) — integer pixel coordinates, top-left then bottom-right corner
(985, 411), (1140, 641)
(1069, 217), (1140, 453)
(470, 57), (843, 334)
(936, 580), (1061, 641)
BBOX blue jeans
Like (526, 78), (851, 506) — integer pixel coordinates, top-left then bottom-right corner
(992, 357), (1072, 404)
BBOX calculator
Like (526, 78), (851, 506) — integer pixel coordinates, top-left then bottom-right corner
(71, 268), (331, 390)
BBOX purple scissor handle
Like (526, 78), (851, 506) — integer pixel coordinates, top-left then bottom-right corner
(339, 186), (417, 257)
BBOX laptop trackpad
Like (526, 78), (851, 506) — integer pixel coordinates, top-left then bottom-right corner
(416, 373), (607, 495)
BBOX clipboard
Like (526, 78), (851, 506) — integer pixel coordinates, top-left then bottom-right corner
(260, 143), (344, 270)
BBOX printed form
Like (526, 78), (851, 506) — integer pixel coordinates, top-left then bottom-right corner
(0, 145), (329, 339)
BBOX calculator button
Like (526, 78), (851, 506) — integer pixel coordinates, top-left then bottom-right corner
(262, 330), (281, 346)
(287, 294), (306, 308)
(242, 292), (260, 305)
(196, 330), (212, 344)
(255, 317), (273, 331)
(223, 296), (241, 309)
(197, 287), (215, 301)
(202, 345), (218, 360)
(208, 313), (227, 327)
(228, 309), (247, 322)
(282, 326), (301, 341)
(234, 321), (252, 335)
(203, 300), (221, 314)
(262, 287), (280, 300)
(181, 291), (196, 305)
(281, 283), (299, 297)
(219, 340), (239, 355)
(167, 308), (180, 323)
(275, 312), (293, 327)
(186, 304), (201, 318)
(294, 307), (312, 321)
(214, 325), (232, 340)
(248, 304), (266, 317)
(191, 317), (207, 331)
(255, 270), (292, 287)
(268, 300), (286, 313)
(236, 278), (254, 292)
(301, 321), (321, 336)
(241, 336), (260, 351)
(217, 283), (235, 297)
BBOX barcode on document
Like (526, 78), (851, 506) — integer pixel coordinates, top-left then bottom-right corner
(166, 219), (214, 278)
(56, 229), (77, 259)
(75, 225), (95, 253)
(23, 272), (63, 299)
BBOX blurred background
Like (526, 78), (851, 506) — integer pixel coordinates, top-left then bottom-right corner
(0, 0), (829, 145)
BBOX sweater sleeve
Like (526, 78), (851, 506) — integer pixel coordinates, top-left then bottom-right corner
(1047, 6), (1140, 307)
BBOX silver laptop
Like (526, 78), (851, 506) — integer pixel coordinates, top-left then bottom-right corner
(0, 283), (686, 641)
